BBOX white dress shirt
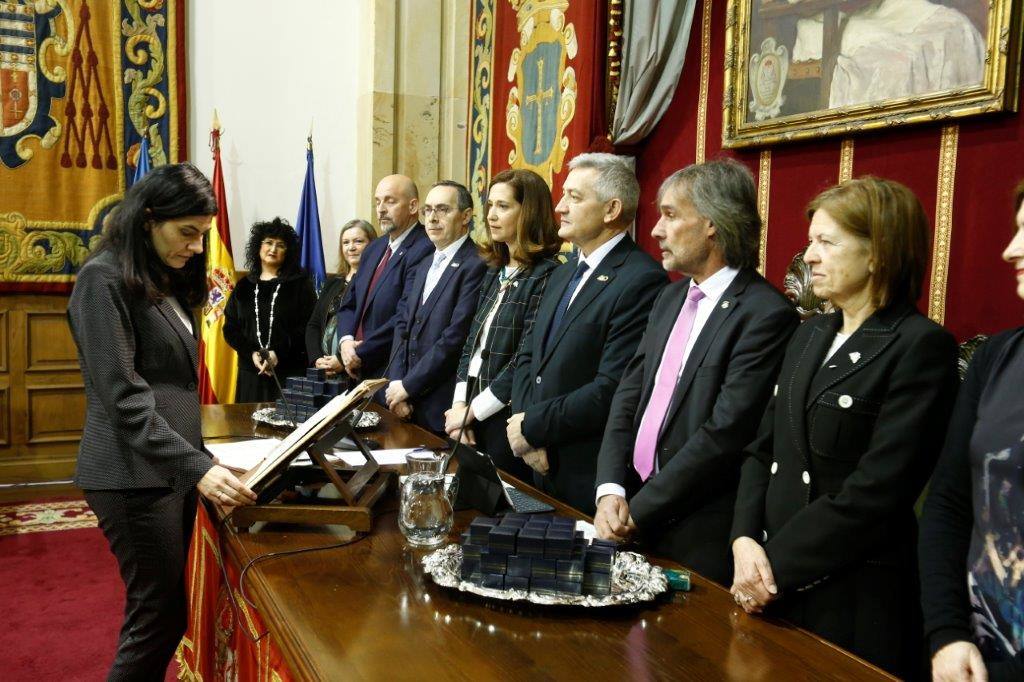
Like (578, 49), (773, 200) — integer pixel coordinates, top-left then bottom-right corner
(596, 265), (740, 504)
(165, 296), (193, 335)
(452, 264), (518, 421)
(421, 234), (468, 303)
(565, 231), (627, 308)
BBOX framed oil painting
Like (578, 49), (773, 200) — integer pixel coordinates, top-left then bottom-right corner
(723, 0), (1024, 148)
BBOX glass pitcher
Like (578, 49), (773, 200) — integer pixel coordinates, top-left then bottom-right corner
(399, 450), (458, 547)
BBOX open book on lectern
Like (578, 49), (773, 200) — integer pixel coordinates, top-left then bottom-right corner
(242, 378), (388, 493)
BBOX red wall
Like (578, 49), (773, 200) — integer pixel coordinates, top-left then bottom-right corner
(632, 0), (1024, 340)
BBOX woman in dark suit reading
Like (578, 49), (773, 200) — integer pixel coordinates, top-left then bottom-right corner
(729, 177), (959, 679)
(444, 169), (562, 481)
(68, 163), (256, 680)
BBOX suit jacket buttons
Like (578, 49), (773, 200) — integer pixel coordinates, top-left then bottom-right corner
(770, 461), (778, 475)
(535, 376), (542, 385)
(762, 530), (768, 542)
(802, 470), (811, 485)
(838, 394), (853, 409)
(773, 384), (778, 397)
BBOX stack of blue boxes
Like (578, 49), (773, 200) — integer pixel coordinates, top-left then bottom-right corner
(275, 368), (346, 423)
(459, 514), (617, 596)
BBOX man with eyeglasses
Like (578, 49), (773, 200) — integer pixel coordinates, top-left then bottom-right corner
(382, 181), (486, 434)
(336, 174), (432, 381)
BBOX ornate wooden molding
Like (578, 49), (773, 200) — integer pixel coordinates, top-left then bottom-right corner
(605, 0), (624, 133)
(696, 0), (713, 163)
(838, 138), (854, 182)
(929, 124), (959, 324)
(757, 149), (771, 275)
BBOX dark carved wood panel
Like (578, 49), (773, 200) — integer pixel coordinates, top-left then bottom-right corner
(0, 310), (7, 372)
(25, 311), (79, 372)
(26, 384), (86, 444)
(0, 382), (8, 446)
(0, 295), (83, 483)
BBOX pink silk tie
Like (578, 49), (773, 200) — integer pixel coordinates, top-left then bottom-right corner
(632, 285), (706, 481)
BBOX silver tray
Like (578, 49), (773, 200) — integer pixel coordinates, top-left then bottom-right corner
(422, 543), (668, 607)
(251, 406), (381, 430)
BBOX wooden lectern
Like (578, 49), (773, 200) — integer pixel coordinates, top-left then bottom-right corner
(229, 379), (391, 532)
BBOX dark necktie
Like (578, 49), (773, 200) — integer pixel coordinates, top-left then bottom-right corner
(543, 260), (589, 353)
(356, 244), (392, 340)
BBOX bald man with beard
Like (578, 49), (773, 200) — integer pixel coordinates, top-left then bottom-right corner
(336, 174), (433, 380)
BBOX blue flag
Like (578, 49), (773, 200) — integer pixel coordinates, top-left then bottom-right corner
(295, 140), (326, 294)
(132, 134), (151, 186)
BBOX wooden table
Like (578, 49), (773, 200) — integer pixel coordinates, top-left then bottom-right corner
(199, 403), (892, 681)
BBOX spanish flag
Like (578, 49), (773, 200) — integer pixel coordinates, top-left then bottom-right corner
(197, 112), (238, 404)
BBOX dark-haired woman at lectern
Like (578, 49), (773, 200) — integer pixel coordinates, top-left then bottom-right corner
(67, 163), (256, 681)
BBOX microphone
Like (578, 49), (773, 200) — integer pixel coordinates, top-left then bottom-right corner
(259, 348), (297, 426)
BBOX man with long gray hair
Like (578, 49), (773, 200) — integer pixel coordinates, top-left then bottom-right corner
(593, 158), (798, 585)
(509, 153), (668, 515)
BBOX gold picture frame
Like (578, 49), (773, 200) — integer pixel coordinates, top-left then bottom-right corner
(723, 0), (1024, 148)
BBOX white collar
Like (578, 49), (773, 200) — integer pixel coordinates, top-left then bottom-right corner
(388, 223), (416, 251)
(434, 233), (469, 263)
(577, 231), (627, 271)
(689, 265), (740, 302)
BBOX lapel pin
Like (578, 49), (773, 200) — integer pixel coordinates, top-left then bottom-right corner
(721, 300), (730, 309)
(827, 364), (837, 369)
(597, 274), (609, 282)
(849, 352), (861, 363)
(450, 261), (460, 268)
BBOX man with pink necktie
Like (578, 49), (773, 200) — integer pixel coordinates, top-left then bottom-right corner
(593, 160), (798, 585)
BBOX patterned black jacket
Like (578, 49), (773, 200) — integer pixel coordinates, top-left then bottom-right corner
(456, 257), (560, 405)
(67, 250), (213, 495)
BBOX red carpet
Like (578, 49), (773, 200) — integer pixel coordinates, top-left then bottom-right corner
(0, 500), (179, 681)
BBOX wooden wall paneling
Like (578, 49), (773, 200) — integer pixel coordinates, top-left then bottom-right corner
(0, 295), (83, 484)
(25, 311), (80, 372)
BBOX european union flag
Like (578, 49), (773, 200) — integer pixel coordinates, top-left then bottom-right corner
(131, 134), (151, 186)
(296, 137), (326, 294)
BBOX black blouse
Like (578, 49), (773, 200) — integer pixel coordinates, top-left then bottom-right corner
(920, 327), (1024, 681)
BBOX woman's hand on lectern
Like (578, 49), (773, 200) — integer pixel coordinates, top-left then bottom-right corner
(197, 465), (257, 507)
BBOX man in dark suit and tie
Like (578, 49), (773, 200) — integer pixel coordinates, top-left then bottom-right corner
(593, 159), (799, 585)
(337, 174), (433, 380)
(383, 181), (487, 434)
(509, 153), (668, 515)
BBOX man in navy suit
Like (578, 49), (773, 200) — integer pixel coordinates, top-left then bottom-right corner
(383, 181), (487, 434)
(509, 153), (668, 515)
(337, 174), (433, 380)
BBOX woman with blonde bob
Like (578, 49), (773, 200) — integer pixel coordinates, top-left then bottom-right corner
(729, 177), (959, 678)
(444, 168), (561, 481)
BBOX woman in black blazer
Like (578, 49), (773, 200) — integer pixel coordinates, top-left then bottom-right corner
(729, 177), (959, 679)
(919, 186), (1024, 682)
(444, 169), (562, 481)
(68, 164), (255, 679)
(305, 219), (376, 375)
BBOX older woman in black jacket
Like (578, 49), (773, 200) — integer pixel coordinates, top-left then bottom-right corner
(729, 177), (959, 679)
(68, 164), (255, 679)
(919, 185), (1024, 682)
(444, 168), (562, 481)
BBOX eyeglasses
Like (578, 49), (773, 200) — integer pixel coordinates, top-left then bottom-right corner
(421, 205), (454, 218)
(261, 239), (287, 250)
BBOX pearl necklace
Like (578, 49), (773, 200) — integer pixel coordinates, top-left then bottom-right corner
(254, 281), (281, 350)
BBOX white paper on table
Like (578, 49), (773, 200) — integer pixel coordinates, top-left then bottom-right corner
(209, 437), (421, 472)
(207, 438), (282, 473)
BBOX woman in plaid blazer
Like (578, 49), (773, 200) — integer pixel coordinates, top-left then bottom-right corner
(68, 164), (256, 679)
(445, 169), (562, 481)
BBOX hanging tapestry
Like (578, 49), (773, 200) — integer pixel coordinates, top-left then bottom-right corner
(468, 0), (610, 224)
(0, 0), (187, 293)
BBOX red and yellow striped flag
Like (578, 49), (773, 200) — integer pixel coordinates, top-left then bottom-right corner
(198, 115), (238, 404)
